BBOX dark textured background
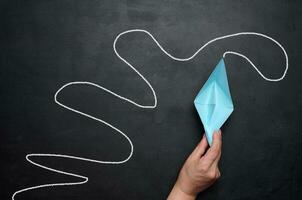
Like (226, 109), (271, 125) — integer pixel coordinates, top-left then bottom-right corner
(1, 0), (301, 199)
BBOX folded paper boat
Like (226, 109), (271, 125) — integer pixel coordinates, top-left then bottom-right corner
(194, 58), (234, 145)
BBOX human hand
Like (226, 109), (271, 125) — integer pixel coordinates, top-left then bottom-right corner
(167, 130), (222, 200)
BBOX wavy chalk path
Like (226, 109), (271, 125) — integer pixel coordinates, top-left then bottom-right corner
(12, 29), (288, 199)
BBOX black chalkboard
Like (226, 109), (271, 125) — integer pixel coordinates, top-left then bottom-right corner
(1, 0), (301, 199)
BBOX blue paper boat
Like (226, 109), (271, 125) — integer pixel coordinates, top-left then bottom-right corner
(194, 58), (234, 145)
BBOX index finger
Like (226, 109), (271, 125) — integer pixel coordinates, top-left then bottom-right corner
(191, 134), (208, 159)
(202, 130), (222, 165)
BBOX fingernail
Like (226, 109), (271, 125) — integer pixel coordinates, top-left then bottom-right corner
(214, 130), (221, 136)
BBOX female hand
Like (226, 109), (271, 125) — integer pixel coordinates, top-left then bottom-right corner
(168, 130), (222, 200)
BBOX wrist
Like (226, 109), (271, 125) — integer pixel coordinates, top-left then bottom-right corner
(168, 181), (196, 200)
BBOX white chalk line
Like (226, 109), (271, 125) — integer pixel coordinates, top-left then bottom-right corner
(12, 29), (288, 199)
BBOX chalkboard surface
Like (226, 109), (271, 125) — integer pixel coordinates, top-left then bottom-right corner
(1, 0), (301, 199)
